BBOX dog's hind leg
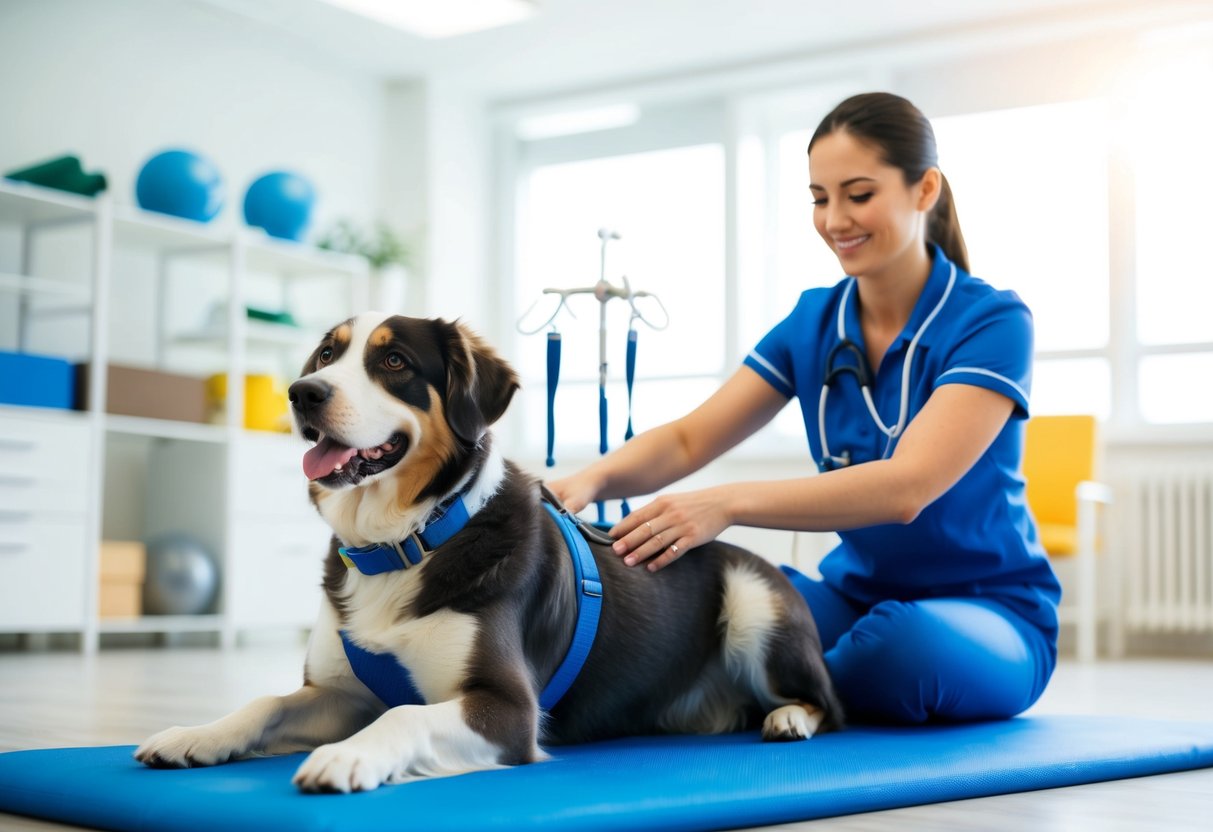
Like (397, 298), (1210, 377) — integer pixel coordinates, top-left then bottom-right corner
(135, 683), (381, 768)
(718, 564), (843, 741)
(758, 576), (845, 741)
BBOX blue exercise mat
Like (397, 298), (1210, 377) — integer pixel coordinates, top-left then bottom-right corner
(2, 716), (1213, 832)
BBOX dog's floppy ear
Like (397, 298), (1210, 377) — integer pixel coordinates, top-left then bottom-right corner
(443, 319), (520, 444)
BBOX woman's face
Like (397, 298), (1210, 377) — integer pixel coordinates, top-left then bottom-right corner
(808, 129), (935, 280)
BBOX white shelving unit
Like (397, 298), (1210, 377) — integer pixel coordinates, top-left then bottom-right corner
(0, 179), (369, 652)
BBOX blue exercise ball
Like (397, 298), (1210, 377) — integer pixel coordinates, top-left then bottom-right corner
(243, 171), (315, 241)
(142, 533), (219, 616)
(135, 149), (224, 222)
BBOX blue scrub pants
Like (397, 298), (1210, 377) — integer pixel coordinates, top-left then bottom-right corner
(781, 566), (1056, 725)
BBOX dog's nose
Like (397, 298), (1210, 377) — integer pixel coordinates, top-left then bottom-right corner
(288, 378), (332, 414)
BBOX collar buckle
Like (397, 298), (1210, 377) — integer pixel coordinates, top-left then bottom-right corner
(399, 531), (431, 567)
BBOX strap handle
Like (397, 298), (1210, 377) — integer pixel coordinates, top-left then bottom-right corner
(540, 483), (616, 547)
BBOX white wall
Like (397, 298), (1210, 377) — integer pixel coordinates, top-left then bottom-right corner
(0, 0), (385, 238)
(379, 80), (429, 314)
(420, 78), (494, 329)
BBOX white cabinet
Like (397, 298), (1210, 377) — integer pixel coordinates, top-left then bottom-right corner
(0, 410), (91, 631)
(0, 180), (369, 650)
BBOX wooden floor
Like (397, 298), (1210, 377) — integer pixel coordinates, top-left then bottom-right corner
(1, 645), (1211, 831)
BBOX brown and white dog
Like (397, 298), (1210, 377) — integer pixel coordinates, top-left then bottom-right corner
(135, 313), (842, 792)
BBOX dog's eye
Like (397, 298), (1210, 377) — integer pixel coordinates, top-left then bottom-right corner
(318, 347), (334, 366)
(383, 352), (407, 371)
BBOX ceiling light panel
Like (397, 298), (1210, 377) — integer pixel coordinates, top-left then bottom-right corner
(323, 0), (537, 39)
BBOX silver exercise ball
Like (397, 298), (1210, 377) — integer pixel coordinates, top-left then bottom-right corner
(143, 534), (219, 615)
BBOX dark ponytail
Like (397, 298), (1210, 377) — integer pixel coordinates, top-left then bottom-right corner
(808, 92), (970, 273)
(929, 173), (968, 273)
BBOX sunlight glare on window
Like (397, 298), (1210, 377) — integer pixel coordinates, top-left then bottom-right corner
(1128, 52), (1213, 347)
(1139, 353), (1213, 424)
(932, 101), (1110, 353)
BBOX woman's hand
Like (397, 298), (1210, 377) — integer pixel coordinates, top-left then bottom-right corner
(546, 471), (603, 515)
(609, 487), (733, 572)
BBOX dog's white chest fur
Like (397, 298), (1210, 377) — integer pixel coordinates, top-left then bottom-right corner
(341, 567), (479, 704)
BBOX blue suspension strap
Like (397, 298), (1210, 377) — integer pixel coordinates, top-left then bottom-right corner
(596, 363), (608, 526)
(546, 330), (561, 468)
(619, 326), (638, 518)
(624, 328), (637, 442)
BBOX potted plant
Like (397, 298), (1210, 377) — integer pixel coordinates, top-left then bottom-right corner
(317, 220), (413, 311)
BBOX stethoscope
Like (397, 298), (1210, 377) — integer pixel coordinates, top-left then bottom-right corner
(817, 261), (957, 472)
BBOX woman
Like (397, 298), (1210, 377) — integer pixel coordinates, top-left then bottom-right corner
(549, 92), (1060, 725)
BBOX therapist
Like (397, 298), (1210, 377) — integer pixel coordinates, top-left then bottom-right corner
(549, 92), (1061, 724)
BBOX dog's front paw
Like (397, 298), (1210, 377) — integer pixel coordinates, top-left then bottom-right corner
(761, 704), (823, 742)
(135, 726), (247, 768)
(293, 741), (394, 793)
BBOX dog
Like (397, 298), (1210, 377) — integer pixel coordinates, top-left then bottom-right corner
(135, 312), (842, 792)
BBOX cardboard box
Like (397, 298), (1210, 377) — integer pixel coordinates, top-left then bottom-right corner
(99, 583), (142, 618)
(99, 540), (146, 619)
(75, 363), (209, 423)
(0, 351), (75, 410)
(100, 540), (146, 582)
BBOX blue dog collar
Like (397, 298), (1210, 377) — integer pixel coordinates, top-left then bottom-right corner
(338, 495), (470, 575)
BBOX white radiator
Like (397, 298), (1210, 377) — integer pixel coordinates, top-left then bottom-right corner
(1121, 464), (1213, 633)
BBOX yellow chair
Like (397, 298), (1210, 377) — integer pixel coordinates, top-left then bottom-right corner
(1023, 415), (1113, 662)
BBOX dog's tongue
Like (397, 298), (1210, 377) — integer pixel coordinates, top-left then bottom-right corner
(303, 437), (358, 480)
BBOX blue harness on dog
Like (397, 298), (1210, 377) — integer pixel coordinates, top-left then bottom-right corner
(337, 490), (604, 711)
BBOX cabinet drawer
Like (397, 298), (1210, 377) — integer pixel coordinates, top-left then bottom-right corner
(0, 514), (87, 630)
(228, 516), (330, 628)
(0, 413), (91, 512)
(230, 433), (316, 519)
(0, 412), (90, 470)
(0, 473), (88, 513)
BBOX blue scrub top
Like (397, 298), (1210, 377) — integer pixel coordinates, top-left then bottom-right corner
(744, 244), (1061, 635)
